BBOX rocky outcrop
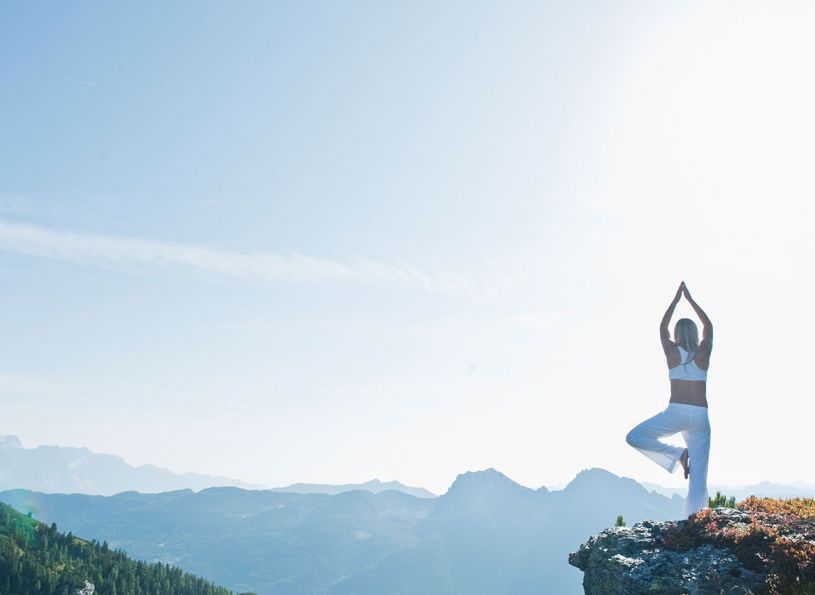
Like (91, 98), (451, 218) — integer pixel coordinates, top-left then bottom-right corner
(569, 502), (815, 594)
(569, 512), (765, 594)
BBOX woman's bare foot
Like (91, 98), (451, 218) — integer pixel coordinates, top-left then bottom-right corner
(679, 449), (690, 479)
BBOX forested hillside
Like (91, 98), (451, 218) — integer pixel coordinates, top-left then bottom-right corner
(0, 502), (238, 595)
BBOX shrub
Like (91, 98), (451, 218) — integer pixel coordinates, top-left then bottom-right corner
(708, 490), (736, 508)
(738, 496), (815, 518)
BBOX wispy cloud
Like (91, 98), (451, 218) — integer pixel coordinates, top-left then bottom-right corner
(0, 220), (474, 293)
(66, 77), (99, 87)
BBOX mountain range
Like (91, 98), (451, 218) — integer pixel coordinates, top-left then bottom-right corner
(4, 435), (809, 502)
(0, 467), (685, 594)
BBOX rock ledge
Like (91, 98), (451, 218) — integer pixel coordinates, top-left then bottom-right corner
(570, 500), (815, 594)
(569, 510), (766, 594)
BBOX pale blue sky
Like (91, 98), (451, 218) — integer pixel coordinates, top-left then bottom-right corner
(3, 2), (814, 494)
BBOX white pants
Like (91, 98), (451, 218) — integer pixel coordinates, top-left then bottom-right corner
(626, 402), (711, 518)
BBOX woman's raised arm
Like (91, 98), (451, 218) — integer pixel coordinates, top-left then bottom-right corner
(660, 282), (684, 343)
(683, 285), (713, 344)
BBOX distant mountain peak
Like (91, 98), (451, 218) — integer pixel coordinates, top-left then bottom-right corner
(562, 467), (649, 498)
(446, 468), (529, 497)
(0, 435), (23, 449)
(569, 467), (620, 483)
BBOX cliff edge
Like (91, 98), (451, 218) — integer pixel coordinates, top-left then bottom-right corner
(569, 498), (815, 594)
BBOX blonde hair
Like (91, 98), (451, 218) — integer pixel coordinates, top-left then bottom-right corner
(674, 318), (699, 364)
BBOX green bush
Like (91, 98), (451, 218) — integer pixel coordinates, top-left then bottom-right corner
(708, 491), (736, 508)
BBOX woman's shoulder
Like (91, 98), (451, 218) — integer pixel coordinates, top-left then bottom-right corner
(695, 339), (712, 370)
(663, 340), (681, 368)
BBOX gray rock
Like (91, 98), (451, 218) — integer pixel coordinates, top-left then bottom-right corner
(569, 518), (765, 594)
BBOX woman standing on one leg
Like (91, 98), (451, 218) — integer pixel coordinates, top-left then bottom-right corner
(626, 281), (713, 518)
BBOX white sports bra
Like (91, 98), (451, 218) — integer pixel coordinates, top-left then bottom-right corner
(669, 346), (708, 382)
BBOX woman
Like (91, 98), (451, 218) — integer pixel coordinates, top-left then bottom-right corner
(626, 281), (713, 518)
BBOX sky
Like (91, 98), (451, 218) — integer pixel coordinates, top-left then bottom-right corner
(2, 1), (814, 495)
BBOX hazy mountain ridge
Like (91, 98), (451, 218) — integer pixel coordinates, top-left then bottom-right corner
(271, 478), (436, 499)
(0, 467), (684, 595)
(6, 434), (807, 503)
(0, 434), (264, 495)
(0, 435), (434, 499)
(642, 479), (815, 501)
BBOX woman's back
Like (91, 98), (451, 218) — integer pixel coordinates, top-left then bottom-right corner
(668, 343), (711, 407)
(669, 346), (708, 381)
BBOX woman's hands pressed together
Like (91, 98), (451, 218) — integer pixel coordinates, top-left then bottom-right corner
(673, 281), (686, 303)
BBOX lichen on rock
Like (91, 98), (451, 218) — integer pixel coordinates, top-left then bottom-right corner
(569, 517), (764, 594)
(569, 499), (815, 595)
